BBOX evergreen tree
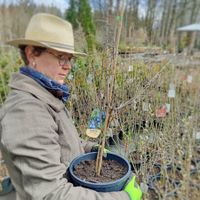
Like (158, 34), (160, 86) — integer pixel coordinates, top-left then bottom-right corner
(78, 0), (96, 53)
(66, 0), (79, 29)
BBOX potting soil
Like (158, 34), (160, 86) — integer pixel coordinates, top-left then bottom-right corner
(74, 159), (128, 183)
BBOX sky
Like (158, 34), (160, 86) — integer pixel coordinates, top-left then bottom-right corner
(0, 0), (69, 12)
(35, 0), (68, 12)
(1, 0), (147, 16)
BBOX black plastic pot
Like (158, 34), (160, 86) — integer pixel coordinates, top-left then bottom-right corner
(148, 173), (179, 198)
(69, 152), (131, 192)
(149, 163), (182, 185)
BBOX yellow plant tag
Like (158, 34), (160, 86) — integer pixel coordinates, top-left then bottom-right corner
(86, 129), (101, 138)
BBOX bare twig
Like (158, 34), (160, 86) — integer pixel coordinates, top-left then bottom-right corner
(96, 1), (125, 176)
(115, 59), (172, 111)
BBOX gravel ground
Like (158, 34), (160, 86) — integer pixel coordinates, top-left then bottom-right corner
(121, 52), (200, 68)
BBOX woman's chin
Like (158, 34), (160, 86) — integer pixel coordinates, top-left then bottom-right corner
(57, 80), (65, 84)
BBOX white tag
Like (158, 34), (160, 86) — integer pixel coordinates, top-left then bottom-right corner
(87, 74), (93, 84)
(128, 65), (133, 72)
(140, 182), (148, 193)
(187, 75), (193, 83)
(133, 100), (137, 110)
(142, 102), (149, 111)
(111, 119), (120, 127)
(100, 92), (104, 99)
(165, 103), (170, 113)
(168, 89), (175, 98)
(71, 94), (77, 100)
(68, 74), (73, 80)
(127, 78), (133, 84)
(169, 83), (175, 90)
(193, 131), (200, 140)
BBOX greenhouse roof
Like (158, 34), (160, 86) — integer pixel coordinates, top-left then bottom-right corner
(177, 23), (200, 31)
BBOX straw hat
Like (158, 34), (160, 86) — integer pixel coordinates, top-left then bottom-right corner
(6, 13), (86, 56)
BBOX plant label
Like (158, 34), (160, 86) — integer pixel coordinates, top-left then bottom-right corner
(127, 78), (133, 84)
(87, 74), (93, 84)
(111, 119), (120, 127)
(168, 89), (175, 98)
(68, 73), (73, 80)
(100, 92), (104, 99)
(165, 103), (170, 113)
(132, 100), (137, 110)
(86, 129), (101, 138)
(169, 83), (175, 90)
(187, 75), (193, 83)
(156, 105), (167, 118)
(140, 182), (148, 193)
(128, 65), (133, 72)
(71, 94), (77, 100)
(193, 131), (200, 140)
(142, 102), (149, 111)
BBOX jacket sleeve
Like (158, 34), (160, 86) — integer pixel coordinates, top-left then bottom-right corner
(1, 100), (130, 200)
(64, 108), (96, 153)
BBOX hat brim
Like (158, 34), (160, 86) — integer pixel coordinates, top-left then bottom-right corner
(6, 39), (87, 57)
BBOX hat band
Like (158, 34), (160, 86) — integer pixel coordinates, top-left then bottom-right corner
(40, 41), (74, 51)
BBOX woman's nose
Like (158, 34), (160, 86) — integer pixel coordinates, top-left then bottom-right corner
(62, 62), (72, 70)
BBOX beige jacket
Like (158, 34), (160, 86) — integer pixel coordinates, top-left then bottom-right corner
(0, 72), (129, 200)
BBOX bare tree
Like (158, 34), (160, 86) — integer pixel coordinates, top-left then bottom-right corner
(187, 0), (200, 54)
(145, 0), (157, 44)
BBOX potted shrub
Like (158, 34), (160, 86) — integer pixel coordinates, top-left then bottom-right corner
(68, 3), (131, 192)
(69, 152), (131, 192)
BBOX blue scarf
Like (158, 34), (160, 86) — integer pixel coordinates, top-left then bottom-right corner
(20, 66), (70, 102)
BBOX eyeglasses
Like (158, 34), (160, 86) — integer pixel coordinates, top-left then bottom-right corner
(46, 50), (74, 67)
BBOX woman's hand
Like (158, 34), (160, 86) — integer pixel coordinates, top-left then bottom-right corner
(124, 175), (142, 200)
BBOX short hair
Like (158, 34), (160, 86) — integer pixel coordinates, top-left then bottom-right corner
(19, 46), (47, 65)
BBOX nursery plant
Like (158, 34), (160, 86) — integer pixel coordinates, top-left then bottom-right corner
(1, 18), (200, 200)
(67, 48), (200, 199)
(0, 48), (20, 104)
(68, 3), (132, 191)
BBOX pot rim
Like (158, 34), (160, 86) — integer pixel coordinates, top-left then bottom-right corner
(69, 152), (131, 187)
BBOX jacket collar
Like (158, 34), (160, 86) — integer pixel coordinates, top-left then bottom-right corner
(9, 72), (65, 112)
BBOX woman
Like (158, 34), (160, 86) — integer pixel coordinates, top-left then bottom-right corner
(0, 13), (141, 200)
